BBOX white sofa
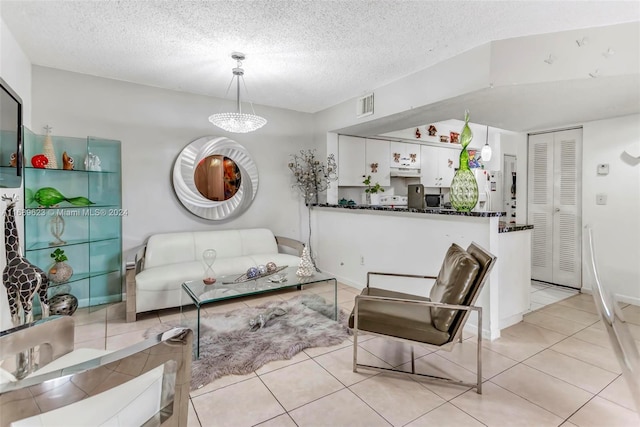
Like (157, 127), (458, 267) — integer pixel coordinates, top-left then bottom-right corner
(126, 228), (303, 321)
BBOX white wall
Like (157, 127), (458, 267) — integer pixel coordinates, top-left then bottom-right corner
(0, 17), (31, 127)
(0, 17), (31, 331)
(31, 67), (318, 251)
(500, 132), (528, 224)
(582, 114), (640, 304)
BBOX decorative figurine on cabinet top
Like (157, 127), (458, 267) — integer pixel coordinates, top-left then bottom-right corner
(427, 125), (437, 136)
(84, 152), (101, 171)
(62, 152), (74, 170)
(42, 125), (58, 169)
(31, 154), (48, 169)
(415, 128), (421, 139)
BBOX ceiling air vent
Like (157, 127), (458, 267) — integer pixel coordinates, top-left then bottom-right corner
(356, 93), (374, 118)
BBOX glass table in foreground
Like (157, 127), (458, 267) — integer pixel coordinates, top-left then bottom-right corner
(181, 266), (338, 358)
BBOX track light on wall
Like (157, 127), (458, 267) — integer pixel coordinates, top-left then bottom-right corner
(209, 52), (267, 133)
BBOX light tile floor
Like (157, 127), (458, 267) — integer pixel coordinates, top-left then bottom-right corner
(71, 282), (639, 427)
(529, 280), (579, 313)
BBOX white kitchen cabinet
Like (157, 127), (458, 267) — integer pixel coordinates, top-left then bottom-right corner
(420, 145), (460, 187)
(338, 135), (390, 186)
(390, 142), (421, 169)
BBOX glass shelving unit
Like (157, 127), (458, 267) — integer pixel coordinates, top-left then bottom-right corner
(23, 127), (123, 310)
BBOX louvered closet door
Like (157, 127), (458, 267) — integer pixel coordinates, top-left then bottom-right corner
(528, 129), (582, 288)
(529, 132), (555, 283)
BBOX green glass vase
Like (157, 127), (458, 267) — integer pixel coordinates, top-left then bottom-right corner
(450, 111), (479, 212)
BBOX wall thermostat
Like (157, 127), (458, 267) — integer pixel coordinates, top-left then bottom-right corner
(597, 163), (609, 175)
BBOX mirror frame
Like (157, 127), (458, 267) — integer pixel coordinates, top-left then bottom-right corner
(172, 136), (258, 220)
(0, 77), (23, 188)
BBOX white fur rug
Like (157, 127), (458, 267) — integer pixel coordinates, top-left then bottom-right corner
(147, 294), (350, 390)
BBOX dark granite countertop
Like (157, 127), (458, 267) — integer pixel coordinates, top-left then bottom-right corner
(498, 222), (534, 233)
(316, 204), (506, 218)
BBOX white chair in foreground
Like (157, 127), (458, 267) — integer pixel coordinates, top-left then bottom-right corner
(0, 316), (192, 426)
(584, 225), (640, 413)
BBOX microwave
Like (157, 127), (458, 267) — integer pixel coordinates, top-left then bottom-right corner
(425, 194), (443, 208)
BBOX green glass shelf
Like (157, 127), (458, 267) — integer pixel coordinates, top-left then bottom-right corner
(25, 236), (120, 252)
(24, 204), (120, 211)
(47, 268), (121, 287)
(24, 166), (117, 174)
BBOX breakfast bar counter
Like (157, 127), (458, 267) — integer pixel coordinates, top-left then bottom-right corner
(311, 204), (533, 340)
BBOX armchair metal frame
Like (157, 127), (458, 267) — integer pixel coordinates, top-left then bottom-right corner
(584, 225), (640, 412)
(0, 316), (192, 426)
(352, 243), (496, 394)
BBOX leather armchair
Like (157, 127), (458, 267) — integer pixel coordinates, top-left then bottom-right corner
(350, 242), (496, 394)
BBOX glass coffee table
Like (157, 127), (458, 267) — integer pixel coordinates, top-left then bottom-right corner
(181, 266), (337, 358)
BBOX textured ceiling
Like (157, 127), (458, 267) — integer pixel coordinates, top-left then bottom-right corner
(1, 1), (639, 114)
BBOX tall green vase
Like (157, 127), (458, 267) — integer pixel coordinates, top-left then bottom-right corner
(450, 111), (479, 212)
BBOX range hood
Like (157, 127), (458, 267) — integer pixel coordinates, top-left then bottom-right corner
(390, 168), (421, 177)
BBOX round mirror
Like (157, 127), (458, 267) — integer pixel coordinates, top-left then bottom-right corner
(194, 155), (241, 201)
(173, 136), (258, 220)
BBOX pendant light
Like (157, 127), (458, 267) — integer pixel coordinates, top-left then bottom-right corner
(209, 52), (267, 133)
(481, 125), (492, 162)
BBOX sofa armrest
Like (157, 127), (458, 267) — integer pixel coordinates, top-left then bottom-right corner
(275, 235), (304, 256)
(125, 244), (147, 322)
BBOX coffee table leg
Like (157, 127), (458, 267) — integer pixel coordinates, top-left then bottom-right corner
(333, 278), (338, 320)
(196, 305), (201, 359)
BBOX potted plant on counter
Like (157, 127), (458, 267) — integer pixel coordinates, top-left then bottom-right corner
(363, 175), (385, 205)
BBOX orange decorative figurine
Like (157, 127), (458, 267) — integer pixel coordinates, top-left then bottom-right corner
(62, 152), (74, 170)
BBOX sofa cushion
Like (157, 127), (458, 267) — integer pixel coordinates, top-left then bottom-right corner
(194, 229), (279, 259)
(193, 230), (245, 260)
(136, 257), (263, 292)
(429, 244), (480, 333)
(144, 232), (196, 269)
(238, 229), (279, 255)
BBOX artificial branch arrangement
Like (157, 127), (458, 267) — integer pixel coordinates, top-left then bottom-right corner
(288, 149), (338, 205)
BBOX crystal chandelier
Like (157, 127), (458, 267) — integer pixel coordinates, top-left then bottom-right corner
(209, 52), (267, 133)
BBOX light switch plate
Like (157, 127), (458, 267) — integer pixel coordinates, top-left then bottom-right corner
(596, 194), (607, 205)
(597, 164), (609, 175)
